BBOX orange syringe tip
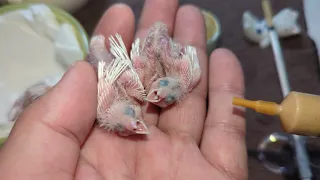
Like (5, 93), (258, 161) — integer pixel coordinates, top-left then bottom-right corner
(232, 97), (256, 109)
(232, 97), (280, 116)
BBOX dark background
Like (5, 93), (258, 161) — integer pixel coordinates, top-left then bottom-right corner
(74, 0), (320, 179)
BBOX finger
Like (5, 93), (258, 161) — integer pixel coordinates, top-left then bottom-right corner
(200, 49), (247, 180)
(0, 61), (97, 179)
(135, 0), (179, 39)
(158, 5), (207, 144)
(135, 0), (179, 126)
(92, 3), (135, 50)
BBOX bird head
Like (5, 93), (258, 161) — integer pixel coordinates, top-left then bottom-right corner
(108, 102), (149, 136)
(146, 77), (183, 108)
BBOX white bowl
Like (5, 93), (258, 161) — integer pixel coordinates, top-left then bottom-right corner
(7, 0), (91, 13)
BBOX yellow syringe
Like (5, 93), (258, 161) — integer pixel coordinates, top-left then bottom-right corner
(233, 91), (320, 137)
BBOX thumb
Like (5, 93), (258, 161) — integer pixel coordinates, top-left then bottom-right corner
(0, 61), (97, 180)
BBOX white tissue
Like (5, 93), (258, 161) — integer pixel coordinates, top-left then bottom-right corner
(0, 83), (18, 140)
(55, 23), (83, 67)
(0, 4), (84, 136)
(0, 84), (19, 125)
(0, 4), (83, 67)
(22, 4), (61, 39)
(242, 8), (301, 48)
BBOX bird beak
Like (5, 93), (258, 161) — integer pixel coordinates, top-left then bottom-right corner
(146, 89), (163, 103)
(146, 89), (171, 108)
(133, 120), (150, 135)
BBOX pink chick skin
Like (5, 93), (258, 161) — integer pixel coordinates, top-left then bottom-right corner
(130, 22), (201, 108)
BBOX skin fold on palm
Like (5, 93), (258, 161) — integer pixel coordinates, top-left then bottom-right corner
(77, 126), (229, 180)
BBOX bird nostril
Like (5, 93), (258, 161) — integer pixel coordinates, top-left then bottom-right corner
(133, 122), (141, 131)
(154, 91), (159, 100)
(153, 90), (159, 99)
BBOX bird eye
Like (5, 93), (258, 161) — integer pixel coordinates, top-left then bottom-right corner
(159, 79), (169, 87)
(124, 106), (136, 117)
(165, 95), (176, 104)
(256, 28), (262, 34)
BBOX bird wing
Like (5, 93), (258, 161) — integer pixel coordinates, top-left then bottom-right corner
(131, 38), (141, 59)
(141, 22), (168, 76)
(108, 34), (147, 100)
(97, 59), (129, 119)
(178, 45), (201, 92)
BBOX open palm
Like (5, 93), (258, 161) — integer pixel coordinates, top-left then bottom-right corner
(0, 1), (247, 180)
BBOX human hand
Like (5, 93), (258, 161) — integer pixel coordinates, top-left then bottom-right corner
(0, 1), (247, 180)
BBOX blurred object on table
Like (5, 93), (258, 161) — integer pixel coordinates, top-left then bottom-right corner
(201, 9), (221, 54)
(242, 8), (301, 48)
(257, 132), (296, 175)
(303, 0), (320, 64)
(2, 0), (91, 13)
(258, 132), (320, 176)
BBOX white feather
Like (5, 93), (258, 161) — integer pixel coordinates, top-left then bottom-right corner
(108, 34), (146, 98)
(130, 38), (141, 58)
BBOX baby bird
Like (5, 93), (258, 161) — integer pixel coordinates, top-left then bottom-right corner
(7, 80), (54, 122)
(130, 22), (201, 108)
(91, 34), (149, 136)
